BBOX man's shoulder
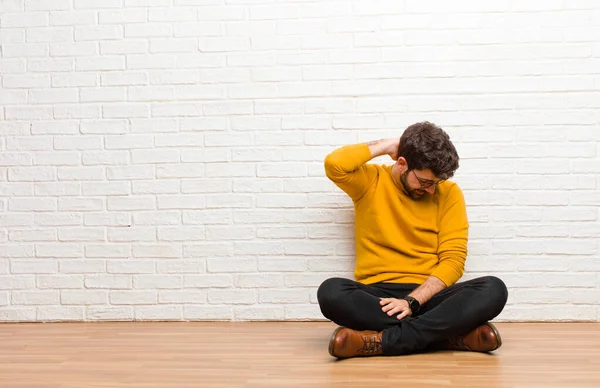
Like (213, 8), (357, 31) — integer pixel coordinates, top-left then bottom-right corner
(436, 180), (464, 202)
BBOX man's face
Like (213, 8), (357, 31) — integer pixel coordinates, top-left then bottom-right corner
(399, 169), (443, 200)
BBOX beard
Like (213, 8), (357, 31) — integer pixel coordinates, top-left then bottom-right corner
(400, 171), (425, 200)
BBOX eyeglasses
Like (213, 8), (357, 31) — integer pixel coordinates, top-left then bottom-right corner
(411, 170), (445, 189)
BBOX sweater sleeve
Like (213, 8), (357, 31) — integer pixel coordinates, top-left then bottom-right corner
(324, 143), (378, 202)
(431, 183), (469, 287)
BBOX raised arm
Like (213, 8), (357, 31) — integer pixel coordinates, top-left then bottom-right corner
(324, 138), (399, 201)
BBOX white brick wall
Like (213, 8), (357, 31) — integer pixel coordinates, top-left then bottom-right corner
(1, 0), (599, 323)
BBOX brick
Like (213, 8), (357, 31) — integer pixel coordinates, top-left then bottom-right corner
(158, 290), (206, 303)
(131, 119), (177, 133)
(58, 260), (103, 277)
(235, 306), (284, 321)
(157, 227), (205, 242)
(57, 167), (104, 181)
(50, 11), (96, 25)
(12, 291), (59, 305)
(2, 43), (48, 57)
(54, 104), (102, 119)
(232, 179), (282, 193)
(132, 244), (181, 258)
(132, 180), (180, 194)
(150, 38), (198, 53)
(103, 103), (149, 119)
(107, 166), (154, 180)
(157, 165), (206, 179)
(182, 209), (231, 225)
(176, 85), (226, 100)
(0, 308), (36, 322)
(107, 227), (156, 242)
(133, 211), (180, 226)
(26, 26), (72, 42)
(206, 257), (256, 273)
(75, 26), (123, 41)
(37, 275), (84, 289)
(74, 0), (124, 9)
(101, 71), (148, 86)
(99, 9), (146, 24)
(0, 90), (27, 104)
(134, 305), (183, 320)
(76, 56), (125, 71)
(58, 197), (104, 211)
(37, 307), (85, 321)
(85, 244), (130, 258)
(5, 106), (53, 120)
(157, 260), (205, 274)
(105, 135), (153, 149)
(34, 151), (81, 167)
(149, 7), (197, 22)
(134, 275), (183, 289)
(151, 103), (203, 117)
(85, 275), (132, 289)
(184, 274), (232, 288)
(256, 226), (306, 239)
(31, 121), (79, 135)
(208, 289), (255, 304)
(157, 195), (205, 210)
(61, 290), (108, 305)
(0, 153), (32, 166)
(258, 289), (310, 303)
(257, 163), (306, 177)
(285, 273), (341, 288)
(110, 290), (157, 305)
(50, 42), (97, 57)
(205, 163), (254, 178)
(1, 12), (48, 27)
(255, 258), (305, 279)
(82, 151), (129, 166)
(58, 227), (104, 242)
(52, 73), (97, 87)
(9, 229), (56, 242)
(205, 194), (253, 209)
(125, 23), (172, 38)
(86, 307), (133, 321)
(0, 213), (34, 226)
(184, 305), (232, 321)
(100, 40), (148, 55)
(84, 213), (131, 227)
(107, 260), (155, 275)
(9, 197), (56, 211)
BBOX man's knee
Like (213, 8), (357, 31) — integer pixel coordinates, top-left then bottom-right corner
(481, 276), (509, 312)
(317, 277), (346, 307)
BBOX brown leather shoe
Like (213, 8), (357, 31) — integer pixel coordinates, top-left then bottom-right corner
(328, 327), (384, 359)
(445, 322), (502, 352)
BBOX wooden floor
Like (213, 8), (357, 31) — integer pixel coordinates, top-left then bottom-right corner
(0, 322), (599, 388)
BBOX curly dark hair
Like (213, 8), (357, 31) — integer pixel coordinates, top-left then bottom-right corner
(397, 122), (459, 179)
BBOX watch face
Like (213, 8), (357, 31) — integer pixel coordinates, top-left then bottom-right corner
(407, 298), (419, 311)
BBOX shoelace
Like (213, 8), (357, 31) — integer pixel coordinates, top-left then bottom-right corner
(359, 335), (382, 355)
(447, 336), (469, 351)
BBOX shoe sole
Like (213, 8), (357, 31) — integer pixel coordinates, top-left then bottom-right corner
(486, 322), (502, 351)
(328, 327), (345, 358)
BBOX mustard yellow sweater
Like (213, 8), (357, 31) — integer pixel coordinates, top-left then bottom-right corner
(324, 143), (469, 287)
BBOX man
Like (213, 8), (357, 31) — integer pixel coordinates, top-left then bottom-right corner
(318, 122), (508, 359)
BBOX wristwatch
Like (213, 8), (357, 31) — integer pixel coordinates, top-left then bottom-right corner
(403, 296), (421, 314)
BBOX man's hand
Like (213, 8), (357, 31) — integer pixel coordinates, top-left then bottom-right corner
(366, 138), (400, 161)
(379, 298), (412, 320)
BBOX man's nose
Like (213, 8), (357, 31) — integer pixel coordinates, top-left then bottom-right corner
(425, 185), (435, 195)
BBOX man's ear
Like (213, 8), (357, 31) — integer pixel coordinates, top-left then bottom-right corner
(396, 157), (408, 173)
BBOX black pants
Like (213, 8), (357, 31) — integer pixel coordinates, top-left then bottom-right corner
(317, 276), (508, 356)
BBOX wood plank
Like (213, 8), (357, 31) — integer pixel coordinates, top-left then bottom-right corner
(0, 322), (599, 387)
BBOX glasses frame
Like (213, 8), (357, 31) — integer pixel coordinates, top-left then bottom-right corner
(411, 170), (446, 189)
